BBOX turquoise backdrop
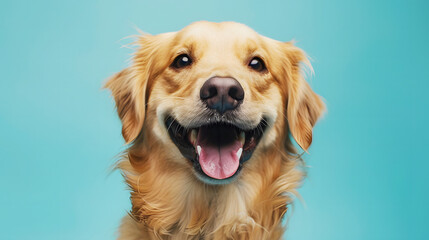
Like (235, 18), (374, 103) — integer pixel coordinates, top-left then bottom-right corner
(1, 0), (428, 239)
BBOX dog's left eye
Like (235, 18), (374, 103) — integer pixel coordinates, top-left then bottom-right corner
(171, 54), (193, 69)
(248, 57), (266, 72)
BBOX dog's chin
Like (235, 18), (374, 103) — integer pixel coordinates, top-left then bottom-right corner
(164, 116), (267, 185)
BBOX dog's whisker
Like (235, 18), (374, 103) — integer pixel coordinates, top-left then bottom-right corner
(146, 96), (188, 106)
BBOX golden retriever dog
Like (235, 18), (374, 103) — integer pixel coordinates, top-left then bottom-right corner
(106, 21), (325, 239)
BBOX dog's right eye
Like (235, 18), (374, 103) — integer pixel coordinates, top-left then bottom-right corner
(171, 54), (193, 69)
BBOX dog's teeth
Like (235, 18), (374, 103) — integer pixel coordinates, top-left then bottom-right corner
(236, 148), (243, 159)
(190, 129), (197, 145)
(197, 145), (202, 156)
(239, 131), (245, 145)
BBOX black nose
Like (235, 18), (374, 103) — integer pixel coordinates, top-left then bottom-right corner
(200, 77), (245, 114)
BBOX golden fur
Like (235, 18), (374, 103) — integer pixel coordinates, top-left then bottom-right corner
(106, 21), (325, 239)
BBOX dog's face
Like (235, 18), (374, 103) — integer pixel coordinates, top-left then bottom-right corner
(106, 21), (324, 185)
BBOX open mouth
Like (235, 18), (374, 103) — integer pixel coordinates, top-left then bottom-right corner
(165, 117), (267, 183)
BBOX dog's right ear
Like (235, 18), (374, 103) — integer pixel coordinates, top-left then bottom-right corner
(105, 67), (146, 143)
(105, 34), (165, 143)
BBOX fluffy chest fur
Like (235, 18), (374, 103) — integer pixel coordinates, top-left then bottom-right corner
(118, 149), (303, 240)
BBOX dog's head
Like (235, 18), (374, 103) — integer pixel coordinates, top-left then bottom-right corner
(106, 21), (324, 185)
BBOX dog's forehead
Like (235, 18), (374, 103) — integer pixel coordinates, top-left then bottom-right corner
(182, 21), (257, 36)
(175, 21), (264, 52)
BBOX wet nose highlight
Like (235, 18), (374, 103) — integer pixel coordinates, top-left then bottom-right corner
(200, 77), (244, 114)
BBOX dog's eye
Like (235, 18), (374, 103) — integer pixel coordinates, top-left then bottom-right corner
(248, 57), (266, 72)
(171, 54), (193, 69)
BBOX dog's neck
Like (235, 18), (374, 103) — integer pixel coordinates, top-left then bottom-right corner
(118, 145), (303, 240)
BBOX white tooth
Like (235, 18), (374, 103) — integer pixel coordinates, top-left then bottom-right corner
(236, 148), (243, 159)
(239, 131), (245, 145)
(197, 145), (202, 156)
(190, 129), (197, 145)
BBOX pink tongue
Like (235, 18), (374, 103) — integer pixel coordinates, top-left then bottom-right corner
(196, 127), (242, 179)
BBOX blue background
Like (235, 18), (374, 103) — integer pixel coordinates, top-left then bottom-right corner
(1, 0), (428, 239)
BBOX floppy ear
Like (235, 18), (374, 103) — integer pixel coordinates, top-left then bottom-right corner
(282, 42), (325, 151)
(105, 34), (161, 143)
(105, 67), (146, 143)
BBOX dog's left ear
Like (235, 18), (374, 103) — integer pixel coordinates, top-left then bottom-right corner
(281, 42), (325, 151)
